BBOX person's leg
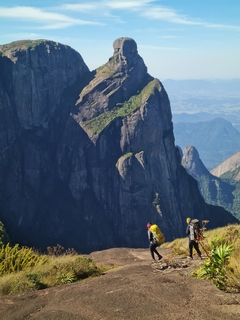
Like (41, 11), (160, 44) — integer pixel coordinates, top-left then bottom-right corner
(153, 244), (162, 260)
(189, 240), (194, 258)
(193, 241), (202, 257)
(149, 243), (155, 260)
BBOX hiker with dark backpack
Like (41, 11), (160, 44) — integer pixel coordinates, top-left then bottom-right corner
(186, 218), (202, 259)
(147, 222), (164, 262)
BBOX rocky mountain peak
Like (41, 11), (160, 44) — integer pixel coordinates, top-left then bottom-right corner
(0, 38), (237, 253)
(74, 37), (149, 138)
(182, 146), (210, 178)
(0, 39), (89, 129)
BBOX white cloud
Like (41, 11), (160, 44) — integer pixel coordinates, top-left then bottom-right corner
(60, 1), (240, 31)
(0, 6), (103, 29)
(4, 32), (41, 39)
(58, 2), (127, 23)
(203, 22), (240, 31)
(60, 0), (153, 11)
(142, 6), (201, 25)
(59, 3), (98, 12)
(1, 2), (240, 32)
(62, 1), (240, 31)
(104, 0), (152, 9)
(141, 5), (240, 30)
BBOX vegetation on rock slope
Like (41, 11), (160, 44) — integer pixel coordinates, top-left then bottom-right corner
(84, 79), (160, 134)
(163, 224), (240, 291)
(0, 222), (10, 247)
(0, 39), (63, 55)
(0, 243), (111, 297)
(221, 168), (240, 218)
(195, 171), (240, 220)
(0, 222), (239, 296)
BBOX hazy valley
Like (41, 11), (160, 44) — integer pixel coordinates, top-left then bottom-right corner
(163, 79), (240, 169)
(162, 79), (240, 220)
(163, 79), (240, 129)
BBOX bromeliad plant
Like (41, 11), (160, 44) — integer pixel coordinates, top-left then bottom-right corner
(194, 242), (234, 290)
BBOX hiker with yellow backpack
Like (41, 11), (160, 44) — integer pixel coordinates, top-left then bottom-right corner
(147, 222), (165, 262)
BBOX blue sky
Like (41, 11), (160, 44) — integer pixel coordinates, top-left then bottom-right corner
(1, 0), (240, 80)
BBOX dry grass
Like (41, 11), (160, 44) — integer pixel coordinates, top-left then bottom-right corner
(1, 224), (239, 296)
(163, 224), (239, 252)
(0, 248), (112, 297)
(162, 224), (240, 290)
(162, 237), (189, 256)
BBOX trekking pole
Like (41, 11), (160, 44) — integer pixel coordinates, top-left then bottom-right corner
(196, 220), (211, 259)
(197, 239), (210, 258)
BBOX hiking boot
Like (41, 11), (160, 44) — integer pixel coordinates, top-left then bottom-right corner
(158, 255), (162, 260)
(198, 255), (202, 260)
(187, 256), (193, 259)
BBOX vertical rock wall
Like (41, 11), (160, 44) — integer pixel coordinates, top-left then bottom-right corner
(0, 38), (237, 253)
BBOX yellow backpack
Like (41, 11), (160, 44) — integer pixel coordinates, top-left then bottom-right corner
(149, 224), (165, 245)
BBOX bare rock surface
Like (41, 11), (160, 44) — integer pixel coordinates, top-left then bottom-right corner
(182, 146), (210, 178)
(1, 247), (239, 320)
(211, 150), (240, 180)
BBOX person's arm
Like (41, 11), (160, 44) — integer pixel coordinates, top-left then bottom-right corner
(148, 230), (153, 242)
(186, 225), (190, 235)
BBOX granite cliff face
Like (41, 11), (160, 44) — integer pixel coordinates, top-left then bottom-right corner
(0, 38), (237, 253)
(182, 146), (240, 220)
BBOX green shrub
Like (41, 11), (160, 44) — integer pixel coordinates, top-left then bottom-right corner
(0, 221), (10, 246)
(26, 273), (48, 290)
(163, 224), (240, 290)
(194, 242), (234, 290)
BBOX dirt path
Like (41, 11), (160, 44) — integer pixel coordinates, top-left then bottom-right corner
(0, 248), (239, 320)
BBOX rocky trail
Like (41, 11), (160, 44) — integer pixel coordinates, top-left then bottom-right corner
(0, 247), (240, 320)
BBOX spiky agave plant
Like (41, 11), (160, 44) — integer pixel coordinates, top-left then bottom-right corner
(195, 243), (234, 290)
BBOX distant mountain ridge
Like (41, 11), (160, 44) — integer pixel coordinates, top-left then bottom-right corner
(174, 118), (240, 170)
(162, 79), (240, 130)
(172, 112), (240, 129)
(211, 150), (240, 180)
(181, 146), (240, 220)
